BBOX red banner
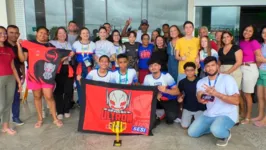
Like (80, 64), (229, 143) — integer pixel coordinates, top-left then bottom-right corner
(78, 79), (157, 136)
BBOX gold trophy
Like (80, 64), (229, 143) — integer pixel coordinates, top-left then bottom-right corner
(109, 121), (127, 147)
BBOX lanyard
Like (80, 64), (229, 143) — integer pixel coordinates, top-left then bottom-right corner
(208, 73), (219, 87)
(81, 43), (90, 56)
(59, 41), (68, 49)
(119, 70), (128, 84)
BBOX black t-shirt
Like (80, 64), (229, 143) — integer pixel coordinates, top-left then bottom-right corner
(5, 41), (28, 76)
(218, 45), (240, 65)
(124, 42), (140, 70)
(178, 77), (206, 112)
(151, 48), (168, 72)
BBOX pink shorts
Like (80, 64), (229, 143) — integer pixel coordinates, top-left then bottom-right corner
(27, 74), (54, 90)
(27, 80), (54, 90)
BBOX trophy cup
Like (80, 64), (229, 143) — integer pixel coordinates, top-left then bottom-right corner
(109, 121), (127, 147)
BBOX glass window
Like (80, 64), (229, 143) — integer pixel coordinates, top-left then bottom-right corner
(84, 0), (106, 32)
(107, 0), (142, 32)
(147, 0), (187, 32)
(24, 0), (37, 40)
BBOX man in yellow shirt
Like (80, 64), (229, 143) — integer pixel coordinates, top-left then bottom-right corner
(175, 21), (200, 82)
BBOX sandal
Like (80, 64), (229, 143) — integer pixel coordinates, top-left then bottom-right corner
(241, 118), (250, 125)
(2, 128), (17, 135)
(35, 120), (43, 128)
(53, 120), (63, 128)
(254, 121), (266, 127)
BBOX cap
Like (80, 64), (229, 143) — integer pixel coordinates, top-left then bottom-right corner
(147, 58), (161, 66)
(141, 19), (149, 25)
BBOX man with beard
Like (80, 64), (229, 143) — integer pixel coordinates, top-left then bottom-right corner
(188, 56), (240, 147)
(67, 21), (79, 45)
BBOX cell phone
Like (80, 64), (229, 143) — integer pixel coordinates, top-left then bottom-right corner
(201, 94), (215, 102)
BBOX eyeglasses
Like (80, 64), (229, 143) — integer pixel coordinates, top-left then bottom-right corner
(185, 69), (195, 72)
(0, 32), (7, 36)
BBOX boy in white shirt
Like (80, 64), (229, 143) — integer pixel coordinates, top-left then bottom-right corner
(143, 59), (179, 124)
(85, 55), (113, 82)
(111, 54), (138, 84)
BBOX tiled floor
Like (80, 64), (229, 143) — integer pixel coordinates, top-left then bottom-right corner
(1, 93), (266, 150)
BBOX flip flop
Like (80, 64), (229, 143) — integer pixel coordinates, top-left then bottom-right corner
(241, 118), (250, 125)
(254, 121), (266, 127)
(53, 120), (63, 128)
(2, 128), (17, 135)
(35, 121), (43, 128)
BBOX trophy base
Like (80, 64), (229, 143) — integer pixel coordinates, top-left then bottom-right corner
(113, 140), (122, 147)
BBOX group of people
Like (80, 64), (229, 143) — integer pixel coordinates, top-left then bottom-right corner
(0, 18), (266, 147)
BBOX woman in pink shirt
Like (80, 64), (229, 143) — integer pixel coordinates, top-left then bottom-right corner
(239, 25), (263, 124)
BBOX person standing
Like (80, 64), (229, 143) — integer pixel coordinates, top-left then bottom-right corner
(188, 56), (240, 147)
(50, 27), (75, 120)
(215, 31), (223, 50)
(17, 26), (63, 128)
(218, 31), (243, 120)
(5, 25), (26, 125)
(67, 21), (79, 45)
(138, 34), (154, 84)
(110, 30), (125, 70)
(94, 27), (116, 69)
(253, 26), (266, 126)
(199, 26), (218, 51)
(0, 26), (22, 135)
(151, 30), (160, 45)
(175, 21), (200, 82)
(167, 25), (182, 82)
(122, 19), (151, 43)
(94, 23), (113, 42)
(72, 27), (96, 105)
(162, 24), (170, 43)
(239, 25), (261, 124)
(124, 31), (140, 70)
(151, 36), (168, 72)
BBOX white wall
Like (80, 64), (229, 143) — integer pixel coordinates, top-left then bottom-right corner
(194, 0), (266, 6)
(0, 0), (8, 27)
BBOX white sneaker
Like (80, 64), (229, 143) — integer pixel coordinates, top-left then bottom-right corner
(42, 110), (46, 118)
(57, 114), (63, 120)
(64, 113), (71, 118)
(174, 118), (181, 123)
(216, 132), (232, 147)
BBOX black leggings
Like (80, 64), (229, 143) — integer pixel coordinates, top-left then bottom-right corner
(159, 100), (179, 124)
(54, 65), (74, 114)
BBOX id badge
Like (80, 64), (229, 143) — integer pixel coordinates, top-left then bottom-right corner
(84, 60), (91, 67)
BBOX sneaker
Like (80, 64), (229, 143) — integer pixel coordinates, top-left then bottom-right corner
(64, 113), (71, 118)
(57, 114), (63, 120)
(174, 118), (181, 123)
(216, 132), (232, 147)
(13, 118), (24, 126)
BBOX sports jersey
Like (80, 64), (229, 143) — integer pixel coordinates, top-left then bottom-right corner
(95, 40), (116, 58)
(21, 40), (70, 85)
(72, 41), (96, 67)
(138, 44), (154, 69)
(143, 72), (177, 100)
(199, 49), (218, 68)
(111, 68), (138, 84)
(86, 69), (113, 82)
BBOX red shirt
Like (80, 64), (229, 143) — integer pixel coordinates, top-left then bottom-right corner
(210, 40), (218, 51)
(0, 46), (15, 76)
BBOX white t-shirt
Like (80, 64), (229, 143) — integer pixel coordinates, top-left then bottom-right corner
(143, 72), (175, 86)
(49, 40), (72, 50)
(49, 40), (72, 64)
(199, 49), (218, 61)
(114, 44), (126, 67)
(196, 74), (239, 123)
(111, 68), (138, 84)
(136, 30), (151, 43)
(72, 41), (96, 54)
(95, 40), (116, 58)
(86, 69), (113, 82)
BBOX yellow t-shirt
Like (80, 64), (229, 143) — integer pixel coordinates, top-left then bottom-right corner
(175, 37), (200, 74)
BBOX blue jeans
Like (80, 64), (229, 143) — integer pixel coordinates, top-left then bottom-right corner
(12, 82), (20, 120)
(188, 115), (235, 139)
(76, 65), (89, 104)
(168, 56), (178, 82)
